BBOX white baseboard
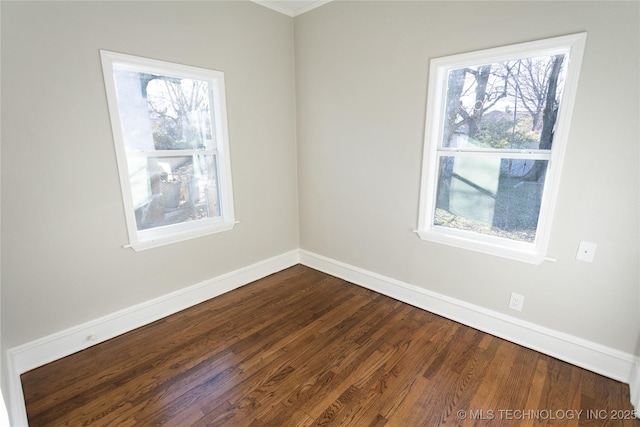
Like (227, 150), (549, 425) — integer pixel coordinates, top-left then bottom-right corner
(5, 250), (300, 427)
(630, 359), (640, 411)
(6, 248), (637, 426)
(299, 250), (637, 386)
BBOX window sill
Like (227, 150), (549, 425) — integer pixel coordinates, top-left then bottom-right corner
(414, 229), (556, 265)
(125, 221), (237, 251)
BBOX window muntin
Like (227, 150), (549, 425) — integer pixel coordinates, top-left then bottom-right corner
(417, 34), (586, 264)
(101, 51), (235, 250)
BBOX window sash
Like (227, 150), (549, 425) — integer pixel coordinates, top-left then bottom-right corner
(416, 33), (587, 264)
(101, 50), (235, 251)
(429, 154), (550, 244)
(435, 149), (551, 160)
(126, 149), (218, 157)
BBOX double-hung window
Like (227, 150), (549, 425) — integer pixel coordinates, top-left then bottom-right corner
(101, 51), (235, 250)
(416, 34), (586, 264)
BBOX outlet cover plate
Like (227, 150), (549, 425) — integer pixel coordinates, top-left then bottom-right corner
(509, 292), (524, 312)
(576, 241), (597, 263)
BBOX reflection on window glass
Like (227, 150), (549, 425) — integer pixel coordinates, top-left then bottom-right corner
(128, 155), (220, 231)
(113, 69), (214, 152)
(435, 157), (546, 242)
(146, 77), (214, 151)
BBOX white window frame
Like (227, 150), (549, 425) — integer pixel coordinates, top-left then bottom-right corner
(416, 33), (587, 264)
(100, 50), (236, 251)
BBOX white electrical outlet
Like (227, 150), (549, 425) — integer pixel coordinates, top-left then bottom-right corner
(576, 241), (597, 263)
(509, 292), (525, 312)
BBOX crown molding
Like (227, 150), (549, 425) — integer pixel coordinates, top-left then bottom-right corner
(251, 0), (332, 17)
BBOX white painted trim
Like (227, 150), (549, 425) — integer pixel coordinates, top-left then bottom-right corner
(5, 248), (636, 425)
(252, 0), (296, 17)
(416, 33), (588, 264)
(251, 0), (332, 17)
(100, 50), (236, 251)
(288, 0), (333, 16)
(0, 390), (9, 427)
(299, 250), (637, 385)
(630, 358), (640, 412)
(5, 250), (299, 427)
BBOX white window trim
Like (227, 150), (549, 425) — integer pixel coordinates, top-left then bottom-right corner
(100, 50), (236, 251)
(416, 33), (587, 264)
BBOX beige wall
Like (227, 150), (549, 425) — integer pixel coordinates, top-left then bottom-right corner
(295, 1), (640, 354)
(1, 1), (299, 348)
(1, 0), (639, 401)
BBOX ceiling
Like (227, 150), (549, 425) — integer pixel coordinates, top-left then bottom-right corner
(251, 0), (333, 17)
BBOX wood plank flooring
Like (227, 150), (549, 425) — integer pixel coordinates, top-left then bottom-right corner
(22, 265), (639, 426)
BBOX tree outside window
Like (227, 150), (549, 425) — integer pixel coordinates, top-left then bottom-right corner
(101, 51), (235, 251)
(417, 34), (587, 263)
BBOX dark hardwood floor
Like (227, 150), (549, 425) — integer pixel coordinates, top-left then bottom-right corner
(22, 265), (639, 426)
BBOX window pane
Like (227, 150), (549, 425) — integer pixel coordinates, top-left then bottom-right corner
(441, 54), (567, 151)
(146, 78), (214, 150)
(434, 156), (547, 242)
(113, 69), (214, 152)
(129, 154), (221, 231)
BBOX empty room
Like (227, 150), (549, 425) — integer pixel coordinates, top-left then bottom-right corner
(1, 0), (639, 425)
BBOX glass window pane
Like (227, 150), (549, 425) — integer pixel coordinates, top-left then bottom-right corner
(113, 68), (214, 152)
(113, 69), (156, 152)
(146, 77), (214, 150)
(128, 154), (221, 231)
(434, 156), (547, 242)
(441, 54), (567, 151)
